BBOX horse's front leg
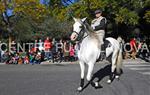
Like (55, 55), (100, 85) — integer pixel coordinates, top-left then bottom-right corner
(86, 62), (95, 87)
(87, 63), (94, 81)
(77, 61), (85, 91)
(87, 63), (102, 88)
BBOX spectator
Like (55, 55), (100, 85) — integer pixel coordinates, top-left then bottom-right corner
(130, 38), (137, 59)
(24, 55), (29, 64)
(63, 41), (70, 62)
(44, 37), (52, 60)
(41, 50), (45, 62)
(18, 57), (23, 64)
(29, 52), (34, 64)
(33, 40), (38, 52)
(4, 52), (11, 64)
(69, 44), (75, 62)
(1, 50), (5, 62)
(51, 43), (57, 63)
(34, 52), (41, 64)
(38, 39), (44, 51)
(141, 40), (149, 58)
(14, 53), (19, 64)
(136, 40), (143, 58)
(57, 39), (64, 63)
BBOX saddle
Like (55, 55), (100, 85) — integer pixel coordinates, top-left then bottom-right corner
(103, 40), (111, 50)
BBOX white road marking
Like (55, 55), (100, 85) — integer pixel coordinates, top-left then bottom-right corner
(129, 67), (150, 70)
(124, 64), (150, 76)
(141, 72), (150, 75)
(124, 64), (150, 67)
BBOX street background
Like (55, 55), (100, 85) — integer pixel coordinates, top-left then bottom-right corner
(0, 59), (150, 95)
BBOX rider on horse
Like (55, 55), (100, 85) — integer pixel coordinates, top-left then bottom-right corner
(91, 9), (107, 60)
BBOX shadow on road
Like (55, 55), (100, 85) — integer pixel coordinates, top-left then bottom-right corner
(92, 64), (111, 82)
(81, 64), (112, 92)
(138, 56), (150, 62)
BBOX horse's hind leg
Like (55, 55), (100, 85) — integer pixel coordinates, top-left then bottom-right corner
(77, 61), (85, 91)
(115, 48), (123, 80)
(107, 50), (118, 84)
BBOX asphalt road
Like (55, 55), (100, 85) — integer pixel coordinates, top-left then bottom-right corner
(0, 62), (150, 95)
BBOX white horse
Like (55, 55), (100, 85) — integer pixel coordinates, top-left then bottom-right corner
(70, 17), (123, 91)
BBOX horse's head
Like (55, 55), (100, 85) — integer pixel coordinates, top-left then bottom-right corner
(70, 17), (87, 41)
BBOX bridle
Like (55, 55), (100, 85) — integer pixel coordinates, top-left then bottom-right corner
(72, 22), (89, 42)
(73, 31), (80, 36)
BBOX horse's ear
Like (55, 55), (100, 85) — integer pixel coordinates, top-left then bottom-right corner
(73, 17), (77, 22)
(81, 17), (87, 22)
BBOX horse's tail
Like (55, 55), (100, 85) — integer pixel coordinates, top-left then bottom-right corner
(116, 37), (123, 75)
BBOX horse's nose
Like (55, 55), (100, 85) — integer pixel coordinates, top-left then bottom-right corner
(70, 32), (77, 41)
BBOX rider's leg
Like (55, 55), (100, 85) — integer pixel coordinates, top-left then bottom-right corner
(98, 32), (106, 60)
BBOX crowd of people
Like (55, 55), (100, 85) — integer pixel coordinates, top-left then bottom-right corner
(0, 37), (78, 64)
(0, 36), (150, 64)
(123, 37), (150, 60)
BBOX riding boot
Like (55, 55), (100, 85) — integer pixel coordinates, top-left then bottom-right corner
(100, 44), (106, 61)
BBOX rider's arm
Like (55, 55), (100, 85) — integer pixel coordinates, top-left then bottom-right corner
(94, 18), (106, 31)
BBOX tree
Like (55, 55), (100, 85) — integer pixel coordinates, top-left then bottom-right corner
(38, 16), (72, 39)
(144, 10), (150, 23)
(53, 0), (142, 25)
(0, 0), (50, 42)
(0, 0), (5, 14)
(50, 0), (149, 39)
(0, 0), (149, 42)
(13, 0), (49, 22)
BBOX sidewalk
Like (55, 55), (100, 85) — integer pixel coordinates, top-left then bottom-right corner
(0, 58), (149, 65)
(123, 58), (149, 64)
(40, 58), (149, 65)
(0, 63), (6, 65)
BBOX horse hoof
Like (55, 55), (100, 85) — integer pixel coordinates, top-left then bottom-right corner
(107, 80), (112, 84)
(95, 82), (99, 87)
(94, 82), (102, 89)
(77, 87), (83, 92)
(115, 75), (120, 79)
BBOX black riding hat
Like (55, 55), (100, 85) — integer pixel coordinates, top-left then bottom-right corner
(95, 9), (102, 14)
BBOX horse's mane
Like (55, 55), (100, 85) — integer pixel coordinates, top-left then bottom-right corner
(76, 18), (99, 40)
(84, 21), (99, 40)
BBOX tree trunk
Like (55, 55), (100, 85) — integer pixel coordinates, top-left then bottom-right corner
(8, 34), (12, 53)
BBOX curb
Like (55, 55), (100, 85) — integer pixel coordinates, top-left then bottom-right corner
(0, 59), (149, 65)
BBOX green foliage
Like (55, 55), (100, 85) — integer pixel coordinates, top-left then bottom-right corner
(0, 1), (5, 14)
(0, 0), (150, 42)
(38, 17), (72, 39)
(144, 10), (150, 23)
(12, 17), (35, 41)
(115, 8), (139, 25)
(13, 0), (50, 22)
(144, 0), (150, 7)
(53, 0), (143, 25)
